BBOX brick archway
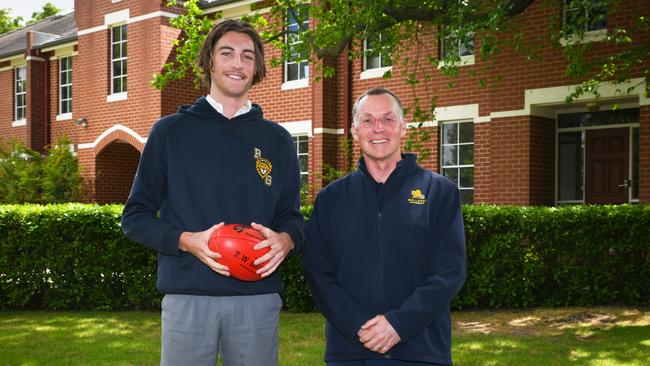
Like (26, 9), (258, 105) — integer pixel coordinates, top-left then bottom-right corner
(95, 140), (141, 204)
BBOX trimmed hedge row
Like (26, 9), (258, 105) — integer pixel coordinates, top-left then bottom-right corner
(0, 204), (648, 311)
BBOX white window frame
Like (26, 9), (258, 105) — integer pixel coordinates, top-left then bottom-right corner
(292, 134), (309, 185)
(110, 24), (127, 99)
(440, 29), (475, 67)
(361, 33), (393, 80)
(440, 120), (474, 203)
(283, 7), (309, 85)
(14, 66), (26, 124)
(59, 56), (72, 118)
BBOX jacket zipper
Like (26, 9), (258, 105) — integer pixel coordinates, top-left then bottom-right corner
(377, 211), (383, 311)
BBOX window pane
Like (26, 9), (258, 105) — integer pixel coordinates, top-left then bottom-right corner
(121, 25), (127, 39)
(300, 61), (309, 79)
(299, 139), (308, 153)
(122, 60), (127, 76)
(460, 167), (474, 188)
(17, 67), (26, 80)
(459, 145), (474, 165)
(300, 156), (308, 172)
(113, 60), (122, 76)
(443, 167), (458, 184)
(122, 42), (127, 58)
(443, 146), (457, 166)
(113, 77), (122, 93)
(366, 55), (380, 70)
(442, 123), (457, 144)
(61, 86), (68, 100)
(61, 100), (69, 114)
(121, 76), (127, 92)
(112, 43), (121, 60)
(17, 94), (25, 106)
(61, 71), (68, 85)
(287, 63), (299, 81)
(558, 132), (583, 201)
(112, 26), (120, 41)
(458, 122), (474, 143)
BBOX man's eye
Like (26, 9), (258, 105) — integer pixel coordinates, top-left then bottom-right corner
(244, 55), (255, 61)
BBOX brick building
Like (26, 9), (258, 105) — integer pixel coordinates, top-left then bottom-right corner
(1, 0), (648, 205)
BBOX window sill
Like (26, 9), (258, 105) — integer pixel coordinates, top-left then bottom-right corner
(560, 29), (607, 46)
(12, 119), (26, 127)
(438, 54), (475, 69)
(360, 66), (392, 80)
(281, 79), (309, 90)
(107, 92), (127, 102)
(56, 113), (73, 121)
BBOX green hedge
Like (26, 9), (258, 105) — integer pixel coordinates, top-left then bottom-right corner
(0, 204), (648, 311)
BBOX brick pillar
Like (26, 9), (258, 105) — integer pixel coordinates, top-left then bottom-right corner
(474, 121), (492, 203)
(529, 115), (555, 205)
(310, 55), (339, 193)
(490, 116), (531, 205)
(25, 31), (49, 153)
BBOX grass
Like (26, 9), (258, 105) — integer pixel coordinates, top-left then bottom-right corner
(0, 307), (647, 365)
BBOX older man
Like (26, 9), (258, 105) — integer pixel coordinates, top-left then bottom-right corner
(302, 87), (466, 365)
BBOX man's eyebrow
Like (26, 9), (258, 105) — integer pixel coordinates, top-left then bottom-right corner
(217, 46), (234, 51)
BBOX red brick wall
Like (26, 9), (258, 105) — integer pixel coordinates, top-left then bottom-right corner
(529, 115), (555, 205)
(490, 116), (532, 205)
(474, 122), (492, 203)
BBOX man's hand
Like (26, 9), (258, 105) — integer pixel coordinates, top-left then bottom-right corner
(357, 315), (401, 354)
(251, 222), (294, 278)
(178, 222), (230, 277)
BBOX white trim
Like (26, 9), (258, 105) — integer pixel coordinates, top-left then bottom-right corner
(278, 120), (312, 137)
(49, 51), (78, 61)
(360, 66), (392, 80)
(406, 121), (437, 128)
(56, 113), (73, 121)
(438, 54), (475, 68)
(281, 78), (309, 90)
(79, 10), (177, 36)
(434, 104), (481, 123)
(25, 56), (45, 62)
(77, 124), (147, 150)
(12, 120), (27, 127)
(105, 9), (130, 26)
(560, 29), (607, 46)
(41, 41), (78, 53)
(107, 92), (128, 102)
(129, 11), (178, 24)
(314, 127), (344, 135)
(0, 54), (24, 64)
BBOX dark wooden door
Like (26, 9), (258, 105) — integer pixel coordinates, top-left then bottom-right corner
(585, 128), (629, 204)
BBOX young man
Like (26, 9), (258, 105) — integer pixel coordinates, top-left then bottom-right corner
(121, 20), (303, 366)
(302, 87), (467, 365)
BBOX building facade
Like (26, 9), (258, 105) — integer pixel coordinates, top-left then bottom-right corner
(0, 0), (648, 205)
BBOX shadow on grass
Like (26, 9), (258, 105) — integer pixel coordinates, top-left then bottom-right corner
(0, 311), (161, 365)
(454, 324), (650, 365)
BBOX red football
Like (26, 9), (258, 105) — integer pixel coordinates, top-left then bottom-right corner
(208, 224), (269, 281)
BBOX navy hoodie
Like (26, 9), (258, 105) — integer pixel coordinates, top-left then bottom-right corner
(122, 96), (304, 296)
(302, 154), (466, 364)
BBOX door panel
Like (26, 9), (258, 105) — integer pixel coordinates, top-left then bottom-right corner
(585, 128), (629, 204)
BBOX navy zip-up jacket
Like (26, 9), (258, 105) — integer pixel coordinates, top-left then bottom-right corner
(122, 96), (303, 296)
(302, 154), (466, 364)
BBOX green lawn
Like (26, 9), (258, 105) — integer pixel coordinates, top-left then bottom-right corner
(0, 307), (647, 365)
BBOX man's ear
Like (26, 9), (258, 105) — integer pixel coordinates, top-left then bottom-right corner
(351, 125), (359, 141)
(400, 121), (407, 138)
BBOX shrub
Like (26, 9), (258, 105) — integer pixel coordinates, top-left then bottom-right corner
(0, 137), (83, 204)
(0, 204), (647, 311)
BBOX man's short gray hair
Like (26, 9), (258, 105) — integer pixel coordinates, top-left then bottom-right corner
(351, 87), (404, 126)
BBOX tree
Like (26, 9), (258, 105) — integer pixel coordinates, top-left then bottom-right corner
(155, 0), (648, 107)
(27, 3), (61, 25)
(0, 137), (83, 204)
(0, 8), (23, 34)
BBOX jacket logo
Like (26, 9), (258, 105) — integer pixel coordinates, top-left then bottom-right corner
(254, 148), (272, 186)
(408, 189), (427, 205)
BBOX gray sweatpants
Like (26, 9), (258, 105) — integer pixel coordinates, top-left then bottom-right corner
(160, 293), (282, 366)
